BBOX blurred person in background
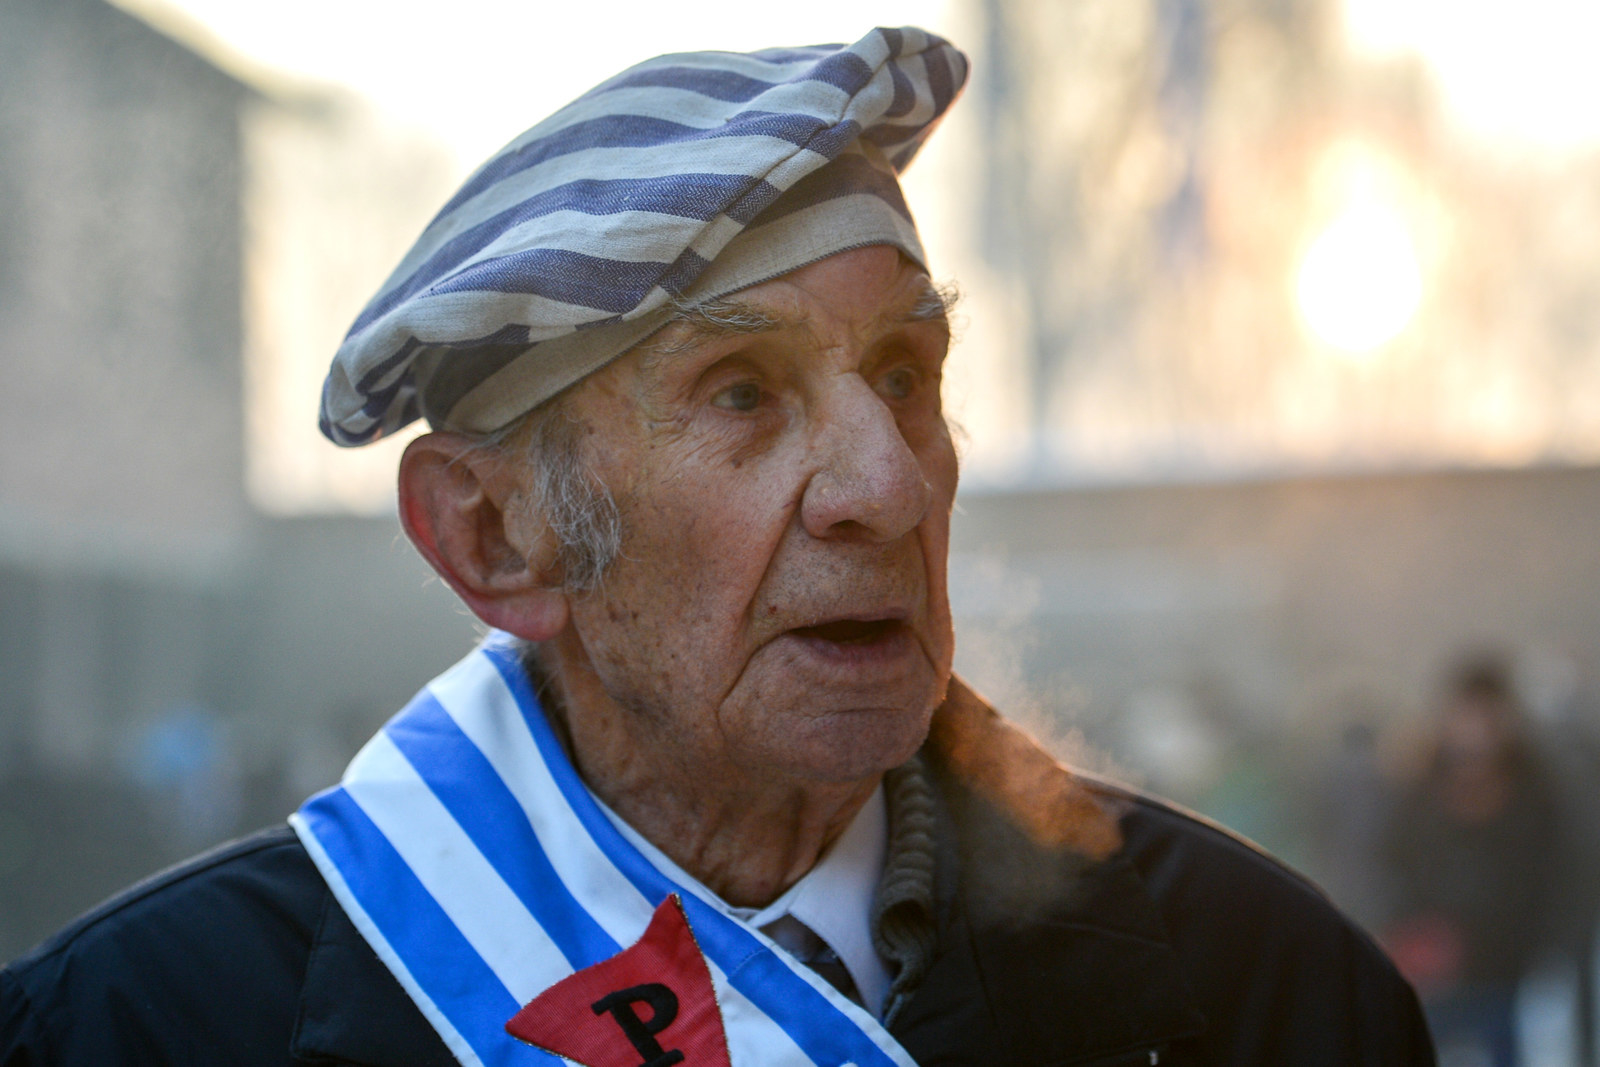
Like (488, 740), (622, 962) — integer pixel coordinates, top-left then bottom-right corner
(2, 28), (1432, 1067)
(1382, 655), (1564, 1066)
(1308, 715), (1396, 933)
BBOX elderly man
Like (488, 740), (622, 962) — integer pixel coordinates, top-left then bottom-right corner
(2, 28), (1431, 1067)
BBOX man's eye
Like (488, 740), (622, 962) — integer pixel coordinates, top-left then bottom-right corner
(712, 382), (762, 412)
(882, 367), (916, 400)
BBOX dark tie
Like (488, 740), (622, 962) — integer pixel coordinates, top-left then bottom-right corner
(762, 915), (864, 1006)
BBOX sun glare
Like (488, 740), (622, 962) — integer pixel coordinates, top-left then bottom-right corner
(1295, 143), (1424, 355)
(1296, 202), (1422, 353)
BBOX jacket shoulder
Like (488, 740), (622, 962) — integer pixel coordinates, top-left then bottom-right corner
(1087, 774), (1341, 919)
(2, 826), (325, 1066)
(1084, 777), (1435, 1065)
(919, 684), (1434, 1064)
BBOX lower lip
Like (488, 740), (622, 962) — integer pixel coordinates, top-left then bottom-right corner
(784, 624), (918, 669)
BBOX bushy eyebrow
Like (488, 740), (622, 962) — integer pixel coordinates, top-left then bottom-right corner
(646, 295), (784, 359)
(905, 279), (961, 325)
(643, 279), (960, 366)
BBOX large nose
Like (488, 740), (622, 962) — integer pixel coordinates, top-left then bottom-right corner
(800, 379), (932, 542)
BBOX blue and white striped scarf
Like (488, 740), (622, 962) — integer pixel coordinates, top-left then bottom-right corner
(291, 634), (919, 1067)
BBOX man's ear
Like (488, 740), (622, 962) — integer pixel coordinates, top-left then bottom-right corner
(398, 432), (570, 642)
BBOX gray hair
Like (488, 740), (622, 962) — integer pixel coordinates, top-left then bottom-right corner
(469, 395), (623, 593)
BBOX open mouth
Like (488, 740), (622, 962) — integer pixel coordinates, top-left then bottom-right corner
(791, 618), (906, 645)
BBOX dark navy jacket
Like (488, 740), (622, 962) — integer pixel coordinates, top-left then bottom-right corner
(2, 763), (1433, 1066)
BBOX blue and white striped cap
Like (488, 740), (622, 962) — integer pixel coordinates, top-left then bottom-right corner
(320, 26), (968, 445)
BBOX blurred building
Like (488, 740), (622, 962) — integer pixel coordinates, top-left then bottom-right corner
(0, 0), (254, 773)
(0, 0), (472, 958)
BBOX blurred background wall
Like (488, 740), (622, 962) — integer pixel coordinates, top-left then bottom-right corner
(3, 0), (1599, 1061)
(0, 0), (474, 954)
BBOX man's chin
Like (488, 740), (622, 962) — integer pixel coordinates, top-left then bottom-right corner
(742, 676), (941, 784)
(777, 708), (935, 784)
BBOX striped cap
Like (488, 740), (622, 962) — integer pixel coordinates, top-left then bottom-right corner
(320, 26), (968, 446)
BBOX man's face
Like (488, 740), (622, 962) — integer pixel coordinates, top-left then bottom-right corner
(547, 245), (958, 787)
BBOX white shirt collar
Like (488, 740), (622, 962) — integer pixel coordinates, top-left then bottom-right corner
(596, 785), (892, 1018)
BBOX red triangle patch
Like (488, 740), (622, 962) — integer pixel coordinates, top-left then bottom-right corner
(505, 894), (732, 1067)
